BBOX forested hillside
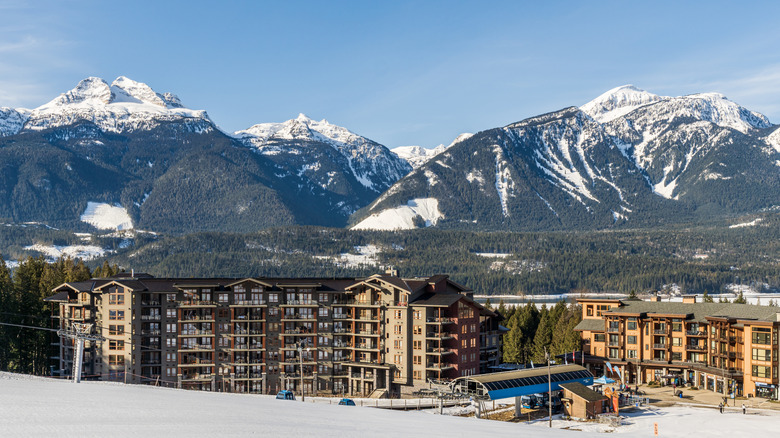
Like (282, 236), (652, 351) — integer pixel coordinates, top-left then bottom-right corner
(56, 211), (780, 296)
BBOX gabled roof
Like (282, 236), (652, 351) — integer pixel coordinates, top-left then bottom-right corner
(43, 291), (69, 302)
(94, 280), (147, 292)
(224, 278), (274, 288)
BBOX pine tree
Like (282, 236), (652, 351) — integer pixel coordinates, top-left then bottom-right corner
(702, 290), (714, 303)
(0, 253), (14, 370)
(531, 306), (552, 363)
(733, 291), (746, 304)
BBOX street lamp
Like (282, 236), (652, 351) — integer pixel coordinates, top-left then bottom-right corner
(297, 341), (310, 402)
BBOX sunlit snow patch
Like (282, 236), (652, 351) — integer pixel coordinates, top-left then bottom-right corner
(729, 218), (762, 228)
(24, 243), (107, 261)
(351, 198), (443, 231)
(314, 245), (382, 269)
(81, 202), (133, 230)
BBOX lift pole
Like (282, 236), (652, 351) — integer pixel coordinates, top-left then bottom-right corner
(57, 323), (106, 383)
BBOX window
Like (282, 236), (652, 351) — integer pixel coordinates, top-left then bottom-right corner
(394, 325), (402, 335)
(753, 365), (771, 378)
(109, 340), (124, 350)
(461, 340), (467, 349)
(413, 326), (422, 335)
(413, 340), (422, 350)
(109, 288), (124, 305)
(413, 370), (422, 380)
(470, 338), (476, 348)
(752, 348), (772, 361)
(627, 319), (637, 330)
(201, 289), (211, 302)
(109, 325), (124, 336)
(627, 335), (637, 345)
(672, 337), (682, 346)
(167, 323), (176, 333)
(394, 310), (402, 319)
(393, 354), (402, 364)
(672, 320), (682, 332)
(218, 293), (229, 304)
(596, 304), (610, 316)
(627, 350), (637, 359)
(461, 325), (467, 334)
(166, 367), (176, 377)
(167, 293), (176, 303)
(269, 307), (279, 316)
(393, 339), (403, 349)
(594, 334), (605, 343)
(318, 308), (329, 317)
(109, 310), (125, 321)
(166, 338), (176, 347)
(166, 308), (176, 318)
(413, 310), (422, 320)
(268, 294), (279, 303)
(608, 348), (619, 359)
(753, 328), (772, 345)
(218, 309), (228, 318)
(109, 355), (124, 366)
(671, 352), (682, 361)
(413, 355), (422, 365)
(319, 293), (328, 304)
(166, 352), (176, 362)
(470, 324), (476, 333)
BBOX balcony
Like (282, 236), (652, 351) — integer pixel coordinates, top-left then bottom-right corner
(426, 348), (454, 355)
(141, 329), (161, 336)
(686, 330), (706, 337)
(652, 343), (668, 349)
(181, 373), (213, 381)
(685, 344), (706, 351)
(232, 314), (264, 321)
(141, 314), (161, 321)
(178, 329), (214, 336)
(607, 326), (621, 333)
(282, 314), (316, 321)
(426, 332), (453, 339)
(231, 300), (267, 306)
(607, 341), (620, 347)
(426, 317), (455, 324)
(179, 314), (214, 322)
(141, 300), (161, 306)
(653, 329), (668, 335)
(280, 300), (318, 307)
(179, 301), (216, 308)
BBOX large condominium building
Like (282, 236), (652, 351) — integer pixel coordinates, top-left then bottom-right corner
(575, 296), (780, 400)
(46, 271), (502, 397)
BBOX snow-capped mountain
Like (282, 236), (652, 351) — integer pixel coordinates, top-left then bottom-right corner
(352, 86), (779, 231)
(7, 77), (215, 135)
(0, 77), (411, 232)
(234, 114), (411, 215)
(391, 133), (473, 169)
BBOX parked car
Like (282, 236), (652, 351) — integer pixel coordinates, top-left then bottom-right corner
(338, 398), (356, 406)
(276, 390), (296, 400)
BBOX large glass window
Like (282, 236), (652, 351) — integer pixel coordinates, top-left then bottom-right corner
(753, 328), (772, 345)
(753, 365), (771, 378)
(627, 335), (637, 345)
(752, 348), (772, 361)
(627, 320), (637, 331)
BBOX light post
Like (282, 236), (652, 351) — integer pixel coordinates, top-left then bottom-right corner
(545, 346), (552, 428)
(297, 341), (310, 402)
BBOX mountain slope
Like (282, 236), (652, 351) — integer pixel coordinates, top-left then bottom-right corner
(352, 87), (779, 231)
(0, 77), (410, 232)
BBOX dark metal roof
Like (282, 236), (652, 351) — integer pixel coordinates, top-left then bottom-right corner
(452, 364), (593, 400)
(559, 382), (608, 402)
(43, 291), (69, 302)
(411, 292), (463, 307)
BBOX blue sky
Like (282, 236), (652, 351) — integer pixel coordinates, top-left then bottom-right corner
(2, 1), (780, 148)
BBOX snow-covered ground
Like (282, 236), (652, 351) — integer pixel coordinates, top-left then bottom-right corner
(24, 243), (107, 261)
(314, 244), (382, 269)
(351, 198), (443, 230)
(1, 372), (778, 437)
(80, 202), (133, 230)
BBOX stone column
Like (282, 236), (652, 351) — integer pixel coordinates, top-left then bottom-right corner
(262, 372), (267, 394)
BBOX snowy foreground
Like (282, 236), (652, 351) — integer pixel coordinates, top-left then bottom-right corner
(1, 373), (778, 437)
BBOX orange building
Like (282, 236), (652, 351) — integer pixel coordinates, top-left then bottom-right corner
(575, 296), (779, 400)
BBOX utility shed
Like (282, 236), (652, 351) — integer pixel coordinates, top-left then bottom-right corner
(559, 382), (608, 419)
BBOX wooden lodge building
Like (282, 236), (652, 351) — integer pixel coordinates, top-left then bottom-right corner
(46, 270), (503, 398)
(575, 296), (780, 400)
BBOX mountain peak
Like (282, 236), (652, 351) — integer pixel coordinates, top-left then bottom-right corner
(51, 77), (113, 106)
(580, 85), (665, 123)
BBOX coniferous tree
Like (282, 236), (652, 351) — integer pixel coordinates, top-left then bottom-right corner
(531, 306), (552, 363)
(0, 254), (14, 370)
(702, 290), (714, 303)
(733, 291), (747, 304)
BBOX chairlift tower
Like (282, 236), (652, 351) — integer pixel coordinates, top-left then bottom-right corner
(57, 323), (106, 383)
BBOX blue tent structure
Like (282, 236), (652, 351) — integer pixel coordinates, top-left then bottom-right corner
(593, 376), (615, 385)
(451, 364), (593, 400)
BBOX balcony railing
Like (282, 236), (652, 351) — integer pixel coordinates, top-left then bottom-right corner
(685, 344), (706, 351)
(141, 314), (161, 321)
(652, 343), (667, 349)
(653, 329), (668, 335)
(607, 326), (621, 333)
(686, 330), (706, 337)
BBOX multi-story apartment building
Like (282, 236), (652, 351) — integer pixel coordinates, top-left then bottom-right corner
(46, 271), (501, 397)
(575, 296), (780, 399)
